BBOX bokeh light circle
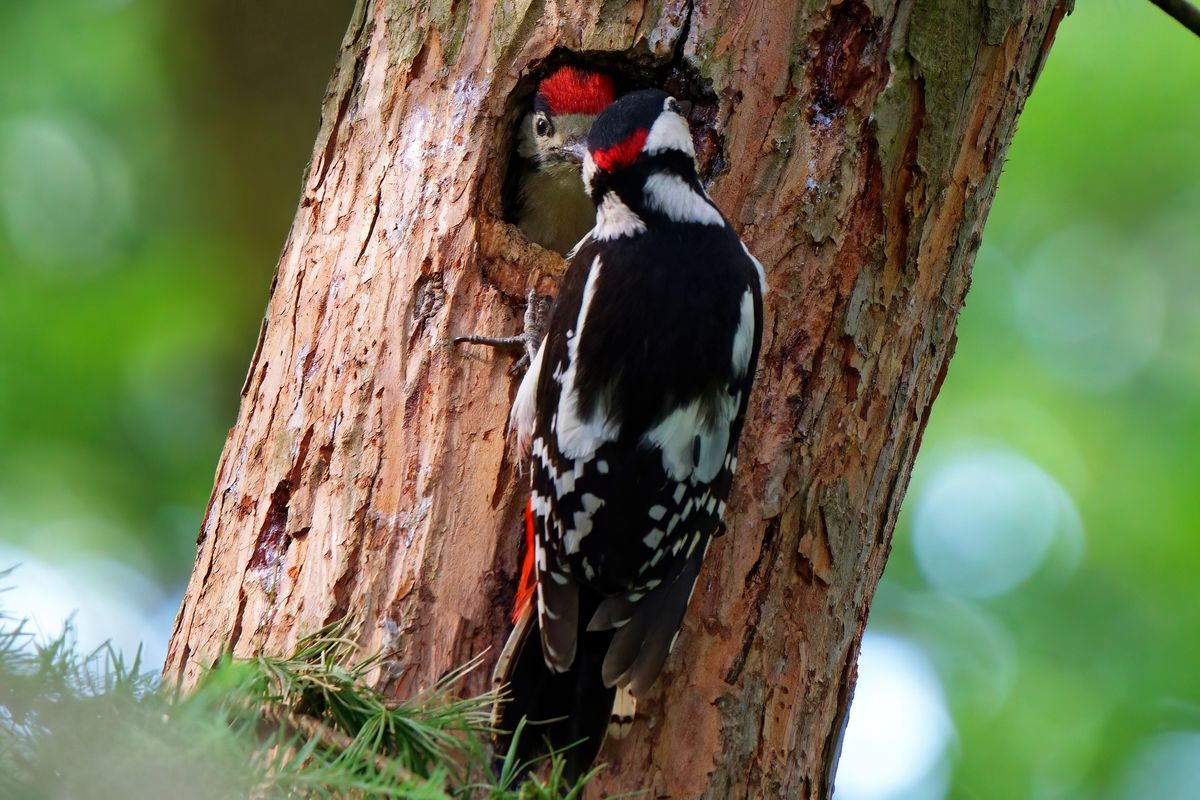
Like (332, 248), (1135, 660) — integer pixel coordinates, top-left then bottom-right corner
(834, 634), (953, 800)
(0, 543), (178, 670)
(1015, 225), (1166, 391)
(0, 114), (132, 270)
(1116, 732), (1200, 800)
(911, 448), (1082, 599)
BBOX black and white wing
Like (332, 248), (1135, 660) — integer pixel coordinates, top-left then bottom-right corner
(512, 222), (764, 696)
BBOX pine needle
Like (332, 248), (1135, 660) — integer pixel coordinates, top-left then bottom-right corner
(0, 570), (618, 799)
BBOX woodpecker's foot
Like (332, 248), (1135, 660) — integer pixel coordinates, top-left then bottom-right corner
(453, 289), (550, 370)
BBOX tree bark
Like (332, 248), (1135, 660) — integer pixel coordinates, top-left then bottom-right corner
(165, 0), (1070, 796)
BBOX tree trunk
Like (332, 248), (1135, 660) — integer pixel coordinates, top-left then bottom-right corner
(165, 0), (1070, 796)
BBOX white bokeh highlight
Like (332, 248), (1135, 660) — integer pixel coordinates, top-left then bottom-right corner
(834, 634), (953, 800)
(892, 590), (1019, 720)
(1116, 732), (1200, 800)
(911, 448), (1083, 598)
(0, 543), (179, 671)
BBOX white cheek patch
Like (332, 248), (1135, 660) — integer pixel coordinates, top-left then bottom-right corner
(594, 191), (647, 240)
(643, 172), (724, 226)
(644, 110), (695, 158)
(731, 289), (755, 377)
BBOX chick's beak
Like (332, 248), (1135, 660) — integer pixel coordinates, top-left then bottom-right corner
(560, 138), (589, 165)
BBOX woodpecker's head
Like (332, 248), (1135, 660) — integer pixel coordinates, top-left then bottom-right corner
(582, 89), (725, 238)
(581, 89), (697, 201)
(518, 66), (616, 176)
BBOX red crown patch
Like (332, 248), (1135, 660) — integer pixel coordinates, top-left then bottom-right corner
(536, 66), (616, 116)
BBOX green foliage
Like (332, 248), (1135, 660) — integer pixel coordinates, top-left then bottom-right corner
(0, 588), (600, 799)
(0, 0), (354, 585)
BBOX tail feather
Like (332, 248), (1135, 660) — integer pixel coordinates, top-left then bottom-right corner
(492, 593), (617, 785)
(600, 543), (706, 696)
(607, 687), (636, 740)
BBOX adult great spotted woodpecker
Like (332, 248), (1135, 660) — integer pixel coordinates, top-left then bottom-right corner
(493, 89), (767, 779)
(513, 65), (616, 255)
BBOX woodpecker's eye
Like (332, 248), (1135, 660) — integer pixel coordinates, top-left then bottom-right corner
(666, 98), (681, 114)
(534, 113), (552, 137)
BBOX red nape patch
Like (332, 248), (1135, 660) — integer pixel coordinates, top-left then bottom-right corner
(512, 498), (538, 623)
(592, 128), (648, 172)
(537, 66), (616, 116)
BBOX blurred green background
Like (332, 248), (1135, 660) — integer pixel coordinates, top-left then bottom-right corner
(0, 2), (1195, 799)
(0, 0), (351, 670)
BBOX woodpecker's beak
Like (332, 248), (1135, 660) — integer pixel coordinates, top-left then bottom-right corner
(561, 139), (589, 165)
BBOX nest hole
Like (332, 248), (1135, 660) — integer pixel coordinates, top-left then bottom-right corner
(486, 48), (725, 228)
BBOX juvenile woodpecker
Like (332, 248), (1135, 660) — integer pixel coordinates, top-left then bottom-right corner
(514, 66), (616, 254)
(494, 89), (767, 779)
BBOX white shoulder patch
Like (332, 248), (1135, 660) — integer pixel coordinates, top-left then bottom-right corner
(510, 341), (545, 452)
(741, 241), (768, 295)
(731, 288), (756, 377)
(556, 256), (620, 458)
(643, 397), (704, 481)
(642, 392), (739, 484)
(694, 395), (736, 483)
(644, 172), (724, 226)
(645, 108), (696, 158)
(594, 191), (646, 241)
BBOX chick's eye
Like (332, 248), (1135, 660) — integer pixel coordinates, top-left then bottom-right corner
(535, 115), (552, 136)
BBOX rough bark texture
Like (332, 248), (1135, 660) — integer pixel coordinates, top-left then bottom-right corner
(166, 0), (1069, 796)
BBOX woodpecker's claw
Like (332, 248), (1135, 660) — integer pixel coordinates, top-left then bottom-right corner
(452, 333), (526, 350)
(520, 289), (551, 362)
(453, 289), (549, 371)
